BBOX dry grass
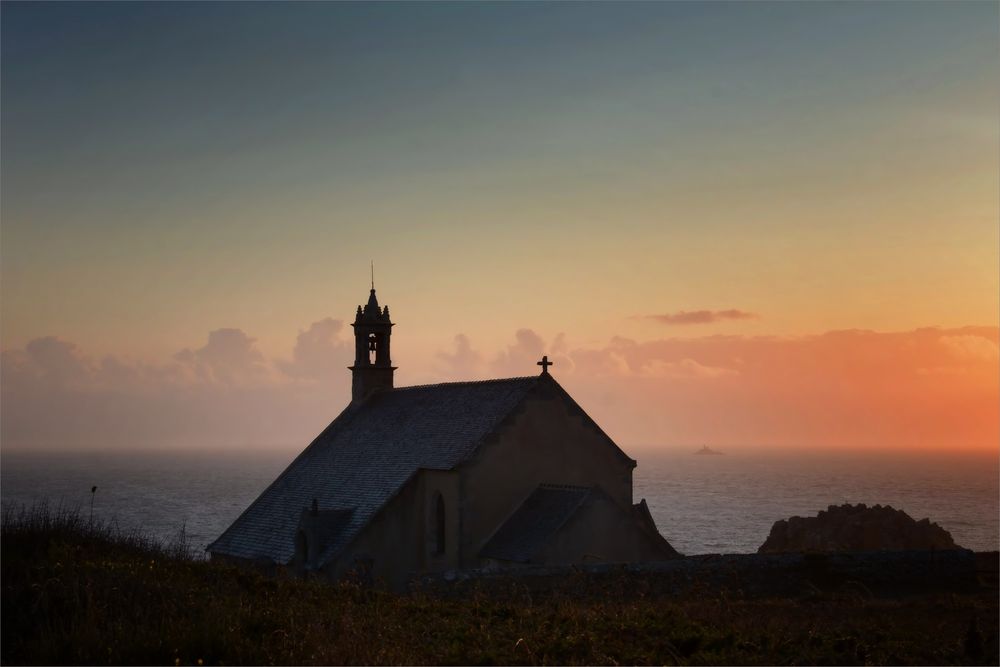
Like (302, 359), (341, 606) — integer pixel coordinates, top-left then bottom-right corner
(2, 504), (997, 665)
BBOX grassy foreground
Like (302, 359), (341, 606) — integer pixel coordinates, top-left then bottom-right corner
(2, 505), (997, 666)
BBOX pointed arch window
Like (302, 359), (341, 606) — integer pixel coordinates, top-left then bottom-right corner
(434, 493), (446, 556)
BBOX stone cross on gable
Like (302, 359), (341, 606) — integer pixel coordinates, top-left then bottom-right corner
(537, 355), (553, 375)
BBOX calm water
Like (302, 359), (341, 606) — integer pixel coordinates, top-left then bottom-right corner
(2, 448), (997, 556)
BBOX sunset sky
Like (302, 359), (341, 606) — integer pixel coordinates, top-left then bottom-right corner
(2, 2), (997, 453)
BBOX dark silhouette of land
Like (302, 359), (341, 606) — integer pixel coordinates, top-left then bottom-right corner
(3, 504), (997, 666)
(760, 503), (960, 553)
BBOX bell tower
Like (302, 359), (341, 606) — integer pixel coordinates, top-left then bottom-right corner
(349, 282), (395, 402)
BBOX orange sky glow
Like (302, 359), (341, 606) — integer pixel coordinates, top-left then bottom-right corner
(1, 3), (997, 454)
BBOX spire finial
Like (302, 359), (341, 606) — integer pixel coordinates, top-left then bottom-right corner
(371, 260), (374, 291)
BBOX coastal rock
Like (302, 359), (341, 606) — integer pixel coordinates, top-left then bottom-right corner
(758, 503), (961, 554)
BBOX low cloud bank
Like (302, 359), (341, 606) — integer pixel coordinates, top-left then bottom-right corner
(1, 323), (352, 451)
(2, 322), (997, 452)
(645, 309), (758, 325)
(435, 325), (998, 450)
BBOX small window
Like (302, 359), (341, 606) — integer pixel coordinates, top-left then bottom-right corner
(434, 493), (446, 555)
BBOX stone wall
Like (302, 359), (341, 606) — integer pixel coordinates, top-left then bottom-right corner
(417, 549), (983, 599)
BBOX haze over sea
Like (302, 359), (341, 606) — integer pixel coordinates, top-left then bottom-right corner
(2, 447), (996, 557)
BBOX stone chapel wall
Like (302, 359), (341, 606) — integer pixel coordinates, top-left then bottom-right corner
(329, 469), (459, 590)
(459, 384), (635, 569)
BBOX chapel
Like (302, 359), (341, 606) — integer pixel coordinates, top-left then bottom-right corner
(207, 286), (678, 588)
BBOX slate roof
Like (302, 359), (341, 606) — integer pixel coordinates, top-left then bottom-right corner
(207, 377), (541, 565)
(297, 507), (355, 565)
(479, 484), (594, 563)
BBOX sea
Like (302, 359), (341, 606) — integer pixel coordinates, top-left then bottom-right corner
(1, 447), (997, 557)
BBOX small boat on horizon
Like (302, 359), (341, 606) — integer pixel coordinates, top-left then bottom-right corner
(694, 445), (724, 456)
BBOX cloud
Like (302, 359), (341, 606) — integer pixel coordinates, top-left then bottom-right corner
(1, 323), (996, 452)
(940, 334), (999, 362)
(1, 326), (349, 451)
(432, 329), (574, 381)
(174, 328), (268, 385)
(491, 328), (546, 376)
(23, 337), (92, 385)
(645, 309), (758, 325)
(554, 326), (998, 450)
(562, 335), (736, 380)
(278, 318), (350, 381)
(638, 358), (739, 379)
(436, 334), (484, 379)
(568, 346), (631, 378)
(551, 332), (569, 355)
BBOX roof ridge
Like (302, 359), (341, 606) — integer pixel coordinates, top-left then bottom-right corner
(392, 376), (538, 392)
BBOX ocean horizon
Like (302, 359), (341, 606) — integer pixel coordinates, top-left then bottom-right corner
(2, 446), (997, 557)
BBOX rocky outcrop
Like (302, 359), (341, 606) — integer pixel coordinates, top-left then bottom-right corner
(758, 503), (961, 554)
